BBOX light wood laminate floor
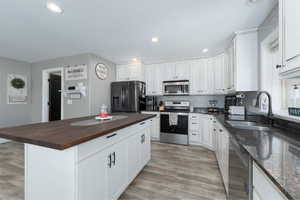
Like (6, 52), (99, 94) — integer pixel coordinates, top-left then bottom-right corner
(0, 142), (226, 200)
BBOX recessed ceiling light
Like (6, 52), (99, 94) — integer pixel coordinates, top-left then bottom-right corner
(132, 58), (138, 62)
(202, 48), (209, 53)
(47, 2), (63, 14)
(151, 37), (159, 43)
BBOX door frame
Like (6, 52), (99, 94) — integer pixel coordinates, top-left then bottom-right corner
(42, 68), (64, 122)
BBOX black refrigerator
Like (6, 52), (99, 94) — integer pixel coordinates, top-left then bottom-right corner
(111, 81), (146, 112)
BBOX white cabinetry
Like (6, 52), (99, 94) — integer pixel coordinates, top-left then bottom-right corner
(107, 139), (128, 200)
(253, 162), (288, 200)
(278, 0), (300, 77)
(116, 64), (144, 81)
(145, 64), (163, 95)
(214, 54), (230, 94)
(141, 112), (160, 141)
(25, 119), (153, 200)
(188, 114), (214, 149)
(163, 61), (190, 81)
(231, 30), (258, 91)
(190, 59), (214, 95)
(225, 45), (235, 91)
(78, 150), (108, 200)
(214, 121), (229, 194)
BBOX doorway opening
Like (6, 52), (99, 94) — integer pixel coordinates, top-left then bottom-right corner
(42, 68), (64, 122)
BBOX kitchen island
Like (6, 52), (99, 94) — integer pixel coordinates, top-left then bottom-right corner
(0, 113), (155, 200)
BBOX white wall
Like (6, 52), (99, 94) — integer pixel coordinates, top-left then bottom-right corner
(89, 54), (116, 115)
(0, 57), (32, 143)
(31, 53), (116, 122)
(0, 57), (32, 128)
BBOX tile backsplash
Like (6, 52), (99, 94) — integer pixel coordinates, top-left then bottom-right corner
(157, 95), (225, 108)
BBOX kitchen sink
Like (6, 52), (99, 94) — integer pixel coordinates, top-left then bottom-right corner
(226, 121), (271, 131)
(70, 115), (128, 127)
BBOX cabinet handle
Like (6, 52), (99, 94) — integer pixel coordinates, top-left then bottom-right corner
(219, 129), (223, 132)
(139, 122), (146, 125)
(106, 133), (117, 139)
(286, 54), (300, 62)
(108, 154), (112, 168)
(276, 65), (283, 69)
(112, 152), (116, 166)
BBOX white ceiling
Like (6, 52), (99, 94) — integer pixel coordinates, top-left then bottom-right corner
(0, 0), (277, 65)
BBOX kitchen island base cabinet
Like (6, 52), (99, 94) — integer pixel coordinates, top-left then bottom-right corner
(25, 119), (152, 200)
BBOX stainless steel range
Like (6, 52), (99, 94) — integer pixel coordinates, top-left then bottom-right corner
(160, 101), (190, 145)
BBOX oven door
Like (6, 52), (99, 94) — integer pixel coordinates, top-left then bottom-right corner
(160, 112), (189, 145)
(163, 82), (189, 95)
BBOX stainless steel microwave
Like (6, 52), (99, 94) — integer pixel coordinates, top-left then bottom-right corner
(163, 80), (189, 96)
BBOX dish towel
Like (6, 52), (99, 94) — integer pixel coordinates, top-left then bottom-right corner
(169, 113), (178, 126)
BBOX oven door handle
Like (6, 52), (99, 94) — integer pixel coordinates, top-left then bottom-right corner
(160, 112), (189, 116)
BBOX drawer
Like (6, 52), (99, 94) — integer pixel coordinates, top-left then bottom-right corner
(189, 114), (201, 120)
(189, 131), (201, 143)
(189, 121), (200, 130)
(78, 120), (151, 161)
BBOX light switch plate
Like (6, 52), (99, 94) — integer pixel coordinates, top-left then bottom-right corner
(67, 99), (73, 105)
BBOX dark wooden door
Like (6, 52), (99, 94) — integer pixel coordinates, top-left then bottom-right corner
(48, 74), (61, 121)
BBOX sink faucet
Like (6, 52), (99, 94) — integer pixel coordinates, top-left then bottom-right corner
(255, 91), (273, 117)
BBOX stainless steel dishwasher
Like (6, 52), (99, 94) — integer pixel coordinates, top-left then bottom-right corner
(228, 135), (253, 200)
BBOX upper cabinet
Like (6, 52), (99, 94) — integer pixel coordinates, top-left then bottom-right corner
(214, 53), (230, 94)
(278, 0), (300, 77)
(144, 64), (164, 96)
(116, 64), (144, 81)
(117, 30), (258, 95)
(190, 59), (214, 95)
(232, 30), (259, 91)
(163, 61), (190, 81)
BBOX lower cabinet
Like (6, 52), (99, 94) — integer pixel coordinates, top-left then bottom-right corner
(253, 162), (288, 200)
(141, 111), (160, 141)
(76, 120), (152, 200)
(214, 121), (229, 194)
(188, 113), (214, 149)
(78, 150), (109, 200)
(107, 139), (129, 200)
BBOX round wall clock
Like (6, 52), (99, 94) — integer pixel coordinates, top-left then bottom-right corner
(95, 63), (108, 80)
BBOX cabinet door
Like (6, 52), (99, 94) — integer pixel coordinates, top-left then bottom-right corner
(190, 59), (209, 94)
(145, 65), (154, 95)
(284, 0), (300, 71)
(201, 117), (214, 149)
(128, 64), (142, 81)
(127, 133), (141, 183)
(108, 139), (128, 200)
(140, 127), (151, 168)
(78, 151), (108, 200)
(153, 64), (164, 95)
(222, 130), (229, 193)
(163, 62), (177, 81)
(206, 58), (215, 94)
(150, 116), (160, 140)
(214, 54), (228, 94)
(175, 61), (190, 80)
(116, 66), (130, 81)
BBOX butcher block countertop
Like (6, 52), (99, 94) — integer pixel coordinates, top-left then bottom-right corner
(0, 113), (155, 150)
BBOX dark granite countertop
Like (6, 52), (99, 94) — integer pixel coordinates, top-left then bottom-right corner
(0, 113), (155, 150)
(215, 114), (300, 200)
